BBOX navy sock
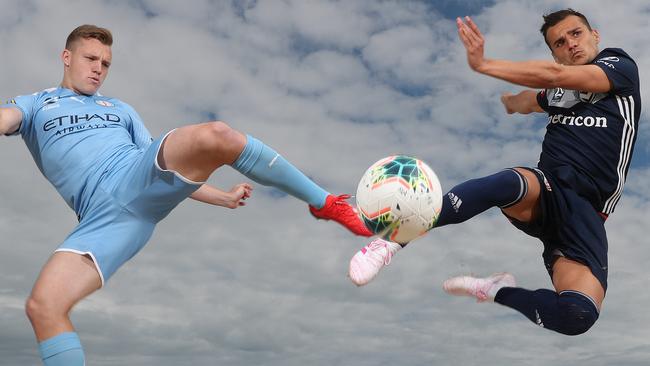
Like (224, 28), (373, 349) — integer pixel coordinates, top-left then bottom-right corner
(435, 168), (528, 228)
(495, 287), (599, 335)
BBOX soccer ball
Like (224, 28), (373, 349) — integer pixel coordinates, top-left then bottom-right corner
(356, 155), (443, 244)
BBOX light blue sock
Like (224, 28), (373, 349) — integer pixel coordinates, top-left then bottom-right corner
(232, 135), (329, 208)
(39, 332), (85, 366)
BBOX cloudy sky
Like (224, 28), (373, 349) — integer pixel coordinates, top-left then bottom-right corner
(1, 0), (649, 365)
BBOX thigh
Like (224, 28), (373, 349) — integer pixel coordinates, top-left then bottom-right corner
(31, 252), (101, 307)
(552, 256), (605, 310)
(159, 122), (246, 182)
(547, 187), (609, 291)
(29, 252), (102, 339)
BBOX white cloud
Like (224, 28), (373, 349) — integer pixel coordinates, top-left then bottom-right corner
(1, 0), (649, 365)
(363, 24), (442, 85)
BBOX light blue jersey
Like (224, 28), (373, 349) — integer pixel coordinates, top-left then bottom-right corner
(3, 87), (200, 284)
(4, 87), (153, 216)
(3, 86), (329, 283)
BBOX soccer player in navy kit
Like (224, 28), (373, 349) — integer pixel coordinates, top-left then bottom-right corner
(348, 9), (640, 335)
(0, 25), (371, 365)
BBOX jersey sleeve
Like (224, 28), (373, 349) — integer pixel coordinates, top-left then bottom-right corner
(593, 49), (639, 96)
(120, 101), (153, 149)
(1, 93), (38, 136)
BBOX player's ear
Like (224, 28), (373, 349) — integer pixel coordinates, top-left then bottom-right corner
(61, 49), (71, 67)
(592, 29), (600, 45)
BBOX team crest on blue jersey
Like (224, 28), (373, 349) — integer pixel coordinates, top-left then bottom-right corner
(95, 100), (114, 107)
(41, 97), (60, 110)
(43, 97), (59, 105)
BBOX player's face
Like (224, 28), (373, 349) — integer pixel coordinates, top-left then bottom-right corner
(61, 38), (112, 95)
(546, 15), (600, 66)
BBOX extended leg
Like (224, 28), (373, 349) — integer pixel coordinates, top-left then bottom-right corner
(436, 168), (538, 227)
(349, 168), (539, 286)
(26, 252), (102, 365)
(443, 258), (603, 336)
(159, 121), (371, 236)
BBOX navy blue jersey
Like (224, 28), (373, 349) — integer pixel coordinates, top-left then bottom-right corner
(536, 48), (641, 215)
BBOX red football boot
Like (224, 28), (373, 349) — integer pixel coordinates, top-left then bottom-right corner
(309, 194), (373, 237)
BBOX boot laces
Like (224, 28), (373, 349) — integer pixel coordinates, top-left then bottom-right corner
(367, 239), (394, 265)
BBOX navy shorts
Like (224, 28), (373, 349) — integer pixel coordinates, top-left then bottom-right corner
(506, 166), (609, 291)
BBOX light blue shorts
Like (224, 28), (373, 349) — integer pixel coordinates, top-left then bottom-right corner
(55, 131), (202, 285)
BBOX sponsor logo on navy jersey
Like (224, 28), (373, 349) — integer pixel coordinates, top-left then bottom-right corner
(547, 114), (608, 128)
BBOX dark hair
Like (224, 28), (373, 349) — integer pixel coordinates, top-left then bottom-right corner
(65, 24), (113, 50)
(540, 9), (592, 48)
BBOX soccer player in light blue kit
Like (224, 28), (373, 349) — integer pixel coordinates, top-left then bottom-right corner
(0, 25), (371, 365)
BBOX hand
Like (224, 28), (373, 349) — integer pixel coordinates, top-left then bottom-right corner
(456, 16), (486, 72)
(225, 183), (253, 209)
(501, 92), (516, 114)
(499, 90), (542, 115)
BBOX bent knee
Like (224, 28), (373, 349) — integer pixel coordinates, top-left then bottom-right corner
(25, 295), (67, 322)
(502, 168), (542, 222)
(512, 168), (541, 198)
(204, 121), (241, 141)
(205, 120), (234, 136)
(557, 291), (600, 336)
(559, 312), (598, 336)
(194, 121), (245, 155)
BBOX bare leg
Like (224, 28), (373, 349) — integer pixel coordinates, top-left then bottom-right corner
(158, 121), (370, 236)
(440, 168), (603, 334)
(26, 252), (102, 341)
(552, 257), (605, 309)
(158, 121), (246, 182)
(502, 169), (605, 308)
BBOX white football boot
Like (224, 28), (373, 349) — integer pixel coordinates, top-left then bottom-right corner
(348, 238), (403, 286)
(442, 272), (516, 302)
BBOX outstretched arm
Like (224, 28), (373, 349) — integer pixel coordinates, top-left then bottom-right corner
(501, 90), (544, 115)
(190, 183), (253, 209)
(456, 16), (611, 93)
(0, 107), (22, 135)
